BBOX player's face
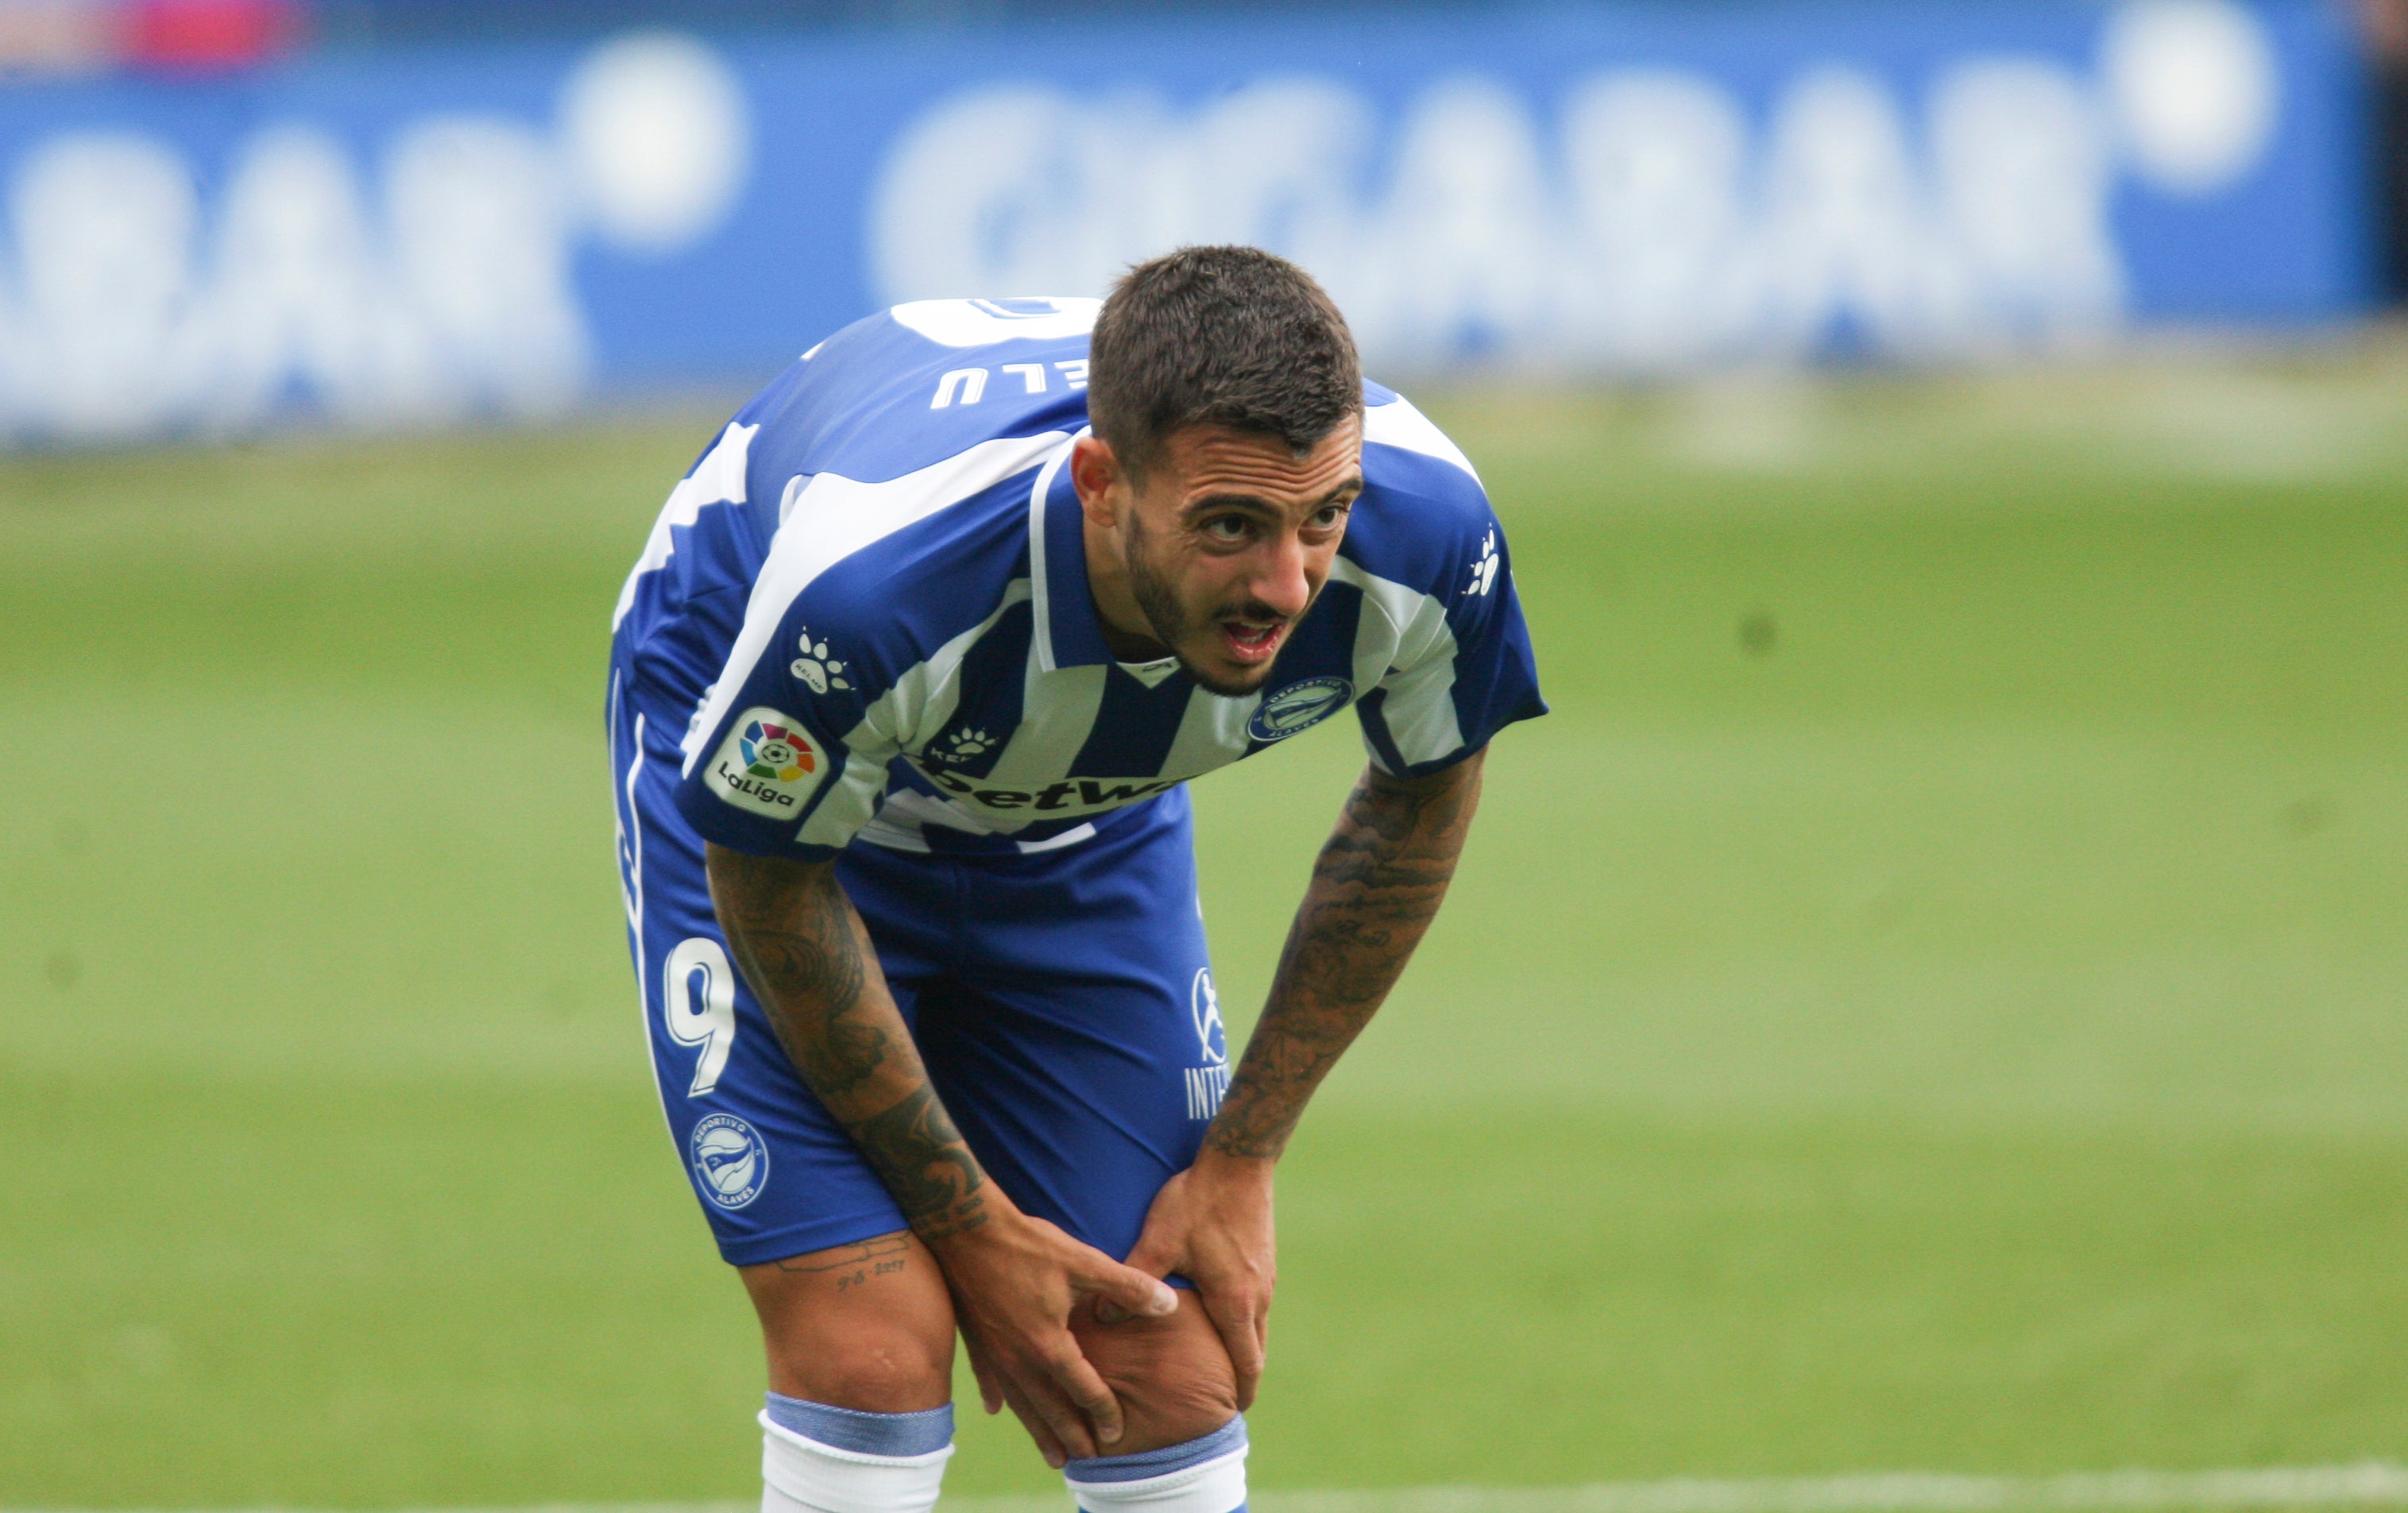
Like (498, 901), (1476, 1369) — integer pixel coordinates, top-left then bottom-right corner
(1076, 419), (1363, 697)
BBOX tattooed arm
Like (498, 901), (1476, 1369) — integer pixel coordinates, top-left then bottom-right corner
(705, 845), (992, 1235)
(1212, 749), (1484, 1159)
(1121, 748), (1486, 1407)
(704, 844), (1177, 1465)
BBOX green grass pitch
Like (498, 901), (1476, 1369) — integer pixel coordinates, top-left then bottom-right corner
(3, 348), (2407, 1505)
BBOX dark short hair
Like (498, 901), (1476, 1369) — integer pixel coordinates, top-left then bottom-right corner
(1087, 245), (1363, 482)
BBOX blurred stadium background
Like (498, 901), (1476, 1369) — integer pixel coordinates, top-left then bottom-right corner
(4, 0), (2408, 1507)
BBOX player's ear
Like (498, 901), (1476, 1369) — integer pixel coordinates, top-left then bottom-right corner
(1071, 434), (1127, 527)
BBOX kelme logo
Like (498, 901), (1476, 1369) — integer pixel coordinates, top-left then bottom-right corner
(705, 706), (829, 817)
(1247, 676), (1352, 743)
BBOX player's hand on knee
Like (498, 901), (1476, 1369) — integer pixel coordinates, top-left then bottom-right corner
(969, 1333), (1076, 1468)
(931, 1206), (1177, 1466)
(1119, 1153), (1277, 1410)
(961, 1329), (1087, 1469)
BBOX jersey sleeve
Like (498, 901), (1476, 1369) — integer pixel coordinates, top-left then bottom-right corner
(671, 558), (906, 861)
(1354, 506), (1547, 778)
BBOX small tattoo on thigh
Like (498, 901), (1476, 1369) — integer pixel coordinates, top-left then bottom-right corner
(773, 1232), (910, 1275)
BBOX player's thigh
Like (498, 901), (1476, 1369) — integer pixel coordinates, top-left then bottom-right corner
(615, 655), (949, 1399)
(625, 812), (952, 1409)
(740, 1230), (956, 1412)
(856, 810), (1229, 1266)
(1070, 1291), (1239, 1453)
(903, 801), (1241, 1448)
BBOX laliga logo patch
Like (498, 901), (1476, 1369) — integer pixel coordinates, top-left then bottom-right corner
(705, 706), (829, 816)
(689, 1112), (769, 1210)
(1192, 967), (1227, 1065)
(741, 719), (814, 782)
(1247, 676), (1352, 743)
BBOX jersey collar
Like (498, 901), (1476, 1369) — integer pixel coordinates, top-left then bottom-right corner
(1029, 431), (1117, 671)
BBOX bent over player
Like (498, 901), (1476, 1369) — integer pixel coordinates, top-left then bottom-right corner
(609, 247), (1544, 1513)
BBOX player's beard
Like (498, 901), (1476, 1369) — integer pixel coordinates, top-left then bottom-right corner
(1123, 508), (1296, 698)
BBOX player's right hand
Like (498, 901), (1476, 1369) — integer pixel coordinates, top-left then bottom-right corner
(1119, 1148), (1276, 1410)
(927, 1203), (1177, 1467)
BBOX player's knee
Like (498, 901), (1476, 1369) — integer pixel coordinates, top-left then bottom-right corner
(770, 1330), (953, 1414)
(742, 1239), (956, 1413)
(1072, 1293), (1239, 1454)
(1119, 1361), (1240, 1455)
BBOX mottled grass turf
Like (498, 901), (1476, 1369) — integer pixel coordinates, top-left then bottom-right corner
(4, 346), (2406, 1504)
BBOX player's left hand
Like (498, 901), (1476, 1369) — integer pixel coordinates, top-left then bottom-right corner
(932, 1203), (1178, 1467)
(1117, 1149), (1277, 1409)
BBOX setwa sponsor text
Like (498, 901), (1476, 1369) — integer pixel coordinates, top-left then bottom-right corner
(919, 763), (1180, 812)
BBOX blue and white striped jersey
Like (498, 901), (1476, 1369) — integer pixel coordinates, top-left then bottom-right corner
(613, 296), (1544, 861)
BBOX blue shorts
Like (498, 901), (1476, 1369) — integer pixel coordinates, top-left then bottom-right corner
(609, 647), (1229, 1268)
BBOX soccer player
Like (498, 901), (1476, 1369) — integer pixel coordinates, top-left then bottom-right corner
(609, 247), (1542, 1513)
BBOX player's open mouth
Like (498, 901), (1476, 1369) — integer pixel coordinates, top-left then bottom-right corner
(1220, 619), (1285, 663)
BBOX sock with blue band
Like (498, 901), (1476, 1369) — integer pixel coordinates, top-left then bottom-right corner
(1063, 1415), (1248, 1513)
(759, 1393), (954, 1513)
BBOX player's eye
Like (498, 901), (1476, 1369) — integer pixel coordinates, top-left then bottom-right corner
(1203, 515), (1250, 542)
(1308, 504), (1349, 531)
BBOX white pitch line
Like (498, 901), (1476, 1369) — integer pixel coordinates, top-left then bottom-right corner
(1247, 1466), (2408, 1513)
(20, 1467), (2408, 1513)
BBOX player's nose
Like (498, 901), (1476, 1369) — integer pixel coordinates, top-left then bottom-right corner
(1247, 532), (1313, 620)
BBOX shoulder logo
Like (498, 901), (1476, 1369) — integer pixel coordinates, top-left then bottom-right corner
(1247, 676), (1353, 743)
(689, 1113), (769, 1210)
(705, 707), (829, 817)
(1467, 529), (1500, 597)
(790, 628), (852, 693)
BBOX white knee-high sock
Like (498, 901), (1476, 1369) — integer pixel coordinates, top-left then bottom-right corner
(1063, 1415), (1248, 1513)
(759, 1395), (953, 1513)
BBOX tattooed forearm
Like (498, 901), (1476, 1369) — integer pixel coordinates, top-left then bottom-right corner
(847, 1084), (988, 1237)
(1206, 751), (1485, 1161)
(709, 846), (887, 1101)
(705, 843), (990, 1242)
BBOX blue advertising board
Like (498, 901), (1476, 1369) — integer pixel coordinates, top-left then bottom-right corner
(0, 0), (2370, 439)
